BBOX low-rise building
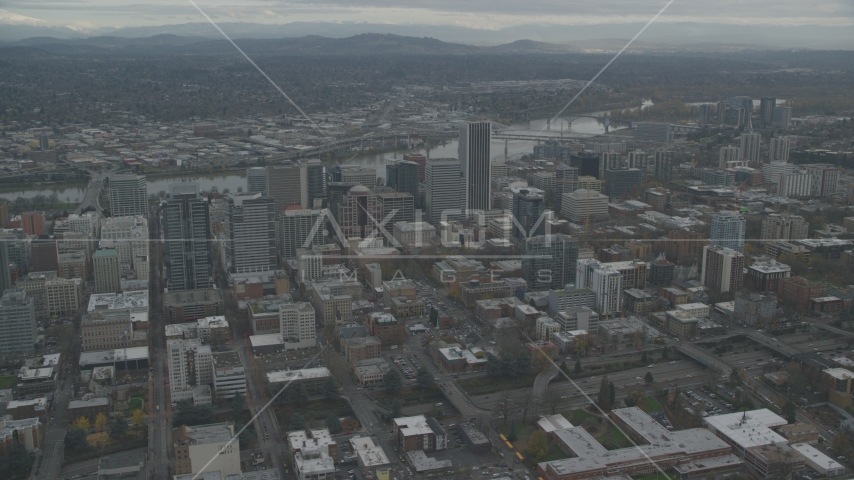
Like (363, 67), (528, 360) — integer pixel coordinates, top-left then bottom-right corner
(459, 280), (512, 308)
(352, 358), (390, 386)
(266, 367), (330, 395)
(342, 336), (381, 364)
(745, 259), (792, 293)
(623, 288), (655, 316)
(734, 292), (777, 327)
(67, 395), (110, 422)
(778, 423), (819, 445)
(247, 294), (294, 335)
(809, 296), (844, 316)
(435, 345), (488, 373)
(173, 422), (240, 476)
(365, 313), (405, 347)
(392, 415), (447, 452)
(211, 351), (245, 400)
(164, 289), (224, 323)
(382, 279), (425, 317)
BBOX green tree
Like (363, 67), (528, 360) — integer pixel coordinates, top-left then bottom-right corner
(417, 367), (435, 389)
(64, 427), (91, 452)
(508, 419), (518, 442)
(645, 371), (654, 384)
(322, 377), (340, 401)
(383, 369), (403, 394)
(609, 381), (616, 406)
(782, 400), (797, 424)
(729, 368), (740, 386)
(231, 392), (247, 416)
(429, 307), (438, 326)
(661, 347), (669, 360)
(108, 414), (128, 439)
(390, 398), (403, 418)
(325, 414), (342, 433)
(574, 359), (582, 375)
(0, 441), (33, 478)
(598, 376), (612, 410)
(289, 382), (310, 405)
(290, 413), (307, 430)
(641, 351), (648, 364)
(525, 430), (550, 462)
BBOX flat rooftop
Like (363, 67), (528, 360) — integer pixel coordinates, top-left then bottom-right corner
(350, 436), (389, 467)
(537, 414), (573, 434)
(702, 409), (788, 450)
(267, 367), (330, 384)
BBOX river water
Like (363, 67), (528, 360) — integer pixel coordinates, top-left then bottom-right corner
(3, 101), (653, 201)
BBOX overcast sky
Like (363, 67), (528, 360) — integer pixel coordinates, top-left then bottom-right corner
(1, 0), (853, 32)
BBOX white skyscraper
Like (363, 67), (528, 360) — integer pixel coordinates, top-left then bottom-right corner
(575, 259), (623, 317)
(459, 121), (492, 211)
(719, 146), (742, 169)
(739, 132), (762, 163)
(425, 158), (463, 225)
(710, 210), (746, 252)
(769, 136), (790, 163)
(224, 193), (276, 275)
(109, 174), (148, 217)
(100, 216), (149, 280)
(280, 302), (316, 349)
(167, 338), (213, 402)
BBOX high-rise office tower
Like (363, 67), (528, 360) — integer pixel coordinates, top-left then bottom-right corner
(459, 121), (492, 211)
(759, 97), (776, 125)
(167, 338), (213, 401)
(0, 242), (11, 298)
(739, 132), (762, 163)
(0, 288), (36, 355)
(306, 159), (326, 208)
(512, 189), (547, 241)
(93, 248), (121, 294)
(570, 152), (602, 178)
(278, 208), (325, 259)
(599, 152), (622, 178)
(224, 193), (276, 275)
(30, 235), (58, 273)
(628, 151), (650, 171)
(772, 106), (792, 128)
(425, 158), (463, 226)
(338, 186), (382, 239)
(604, 168), (644, 200)
(520, 234), (578, 291)
(576, 259), (623, 317)
(100, 216), (149, 279)
(340, 167), (377, 189)
(760, 213), (808, 243)
(266, 163), (306, 211)
(701, 245), (745, 294)
(698, 104), (714, 124)
(280, 302), (316, 348)
(386, 161), (420, 205)
(653, 150), (673, 182)
(162, 184), (213, 291)
(769, 136), (790, 163)
(719, 146), (741, 168)
(403, 153), (427, 182)
(376, 192), (415, 226)
(246, 167), (267, 195)
(554, 164), (579, 204)
(805, 164), (840, 197)
(633, 122), (672, 143)
(326, 183), (356, 220)
(710, 210), (746, 252)
(109, 174), (149, 217)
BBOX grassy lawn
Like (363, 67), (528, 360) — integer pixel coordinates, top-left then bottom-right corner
(127, 395), (144, 412)
(565, 408), (597, 424)
(458, 374), (537, 396)
(0, 375), (17, 388)
(637, 396), (663, 414)
(599, 424), (634, 450)
(544, 440), (567, 462)
(498, 421), (534, 450)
